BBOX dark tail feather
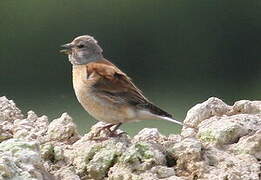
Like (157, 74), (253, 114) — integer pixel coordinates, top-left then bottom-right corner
(146, 103), (172, 118)
(138, 103), (183, 126)
(137, 103), (172, 118)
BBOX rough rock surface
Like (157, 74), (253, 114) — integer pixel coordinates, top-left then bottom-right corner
(0, 96), (260, 180)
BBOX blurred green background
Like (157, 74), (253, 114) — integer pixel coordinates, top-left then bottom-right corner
(1, 0), (260, 136)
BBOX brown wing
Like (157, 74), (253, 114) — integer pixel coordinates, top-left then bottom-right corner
(86, 59), (172, 118)
(86, 59), (147, 105)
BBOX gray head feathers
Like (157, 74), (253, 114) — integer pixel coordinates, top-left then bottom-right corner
(61, 35), (103, 65)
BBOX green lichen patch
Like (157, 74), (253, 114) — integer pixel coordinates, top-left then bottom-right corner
(120, 142), (152, 164)
(0, 138), (52, 179)
(72, 143), (103, 175)
(72, 139), (127, 179)
(118, 142), (165, 172)
(87, 147), (118, 180)
(54, 146), (64, 161)
(198, 122), (246, 145)
(198, 130), (217, 143)
(0, 139), (38, 153)
(40, 143), (54, 161)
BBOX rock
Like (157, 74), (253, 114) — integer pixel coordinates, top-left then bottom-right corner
(198, 114), (261, 145)
(13, 111), (49, 142)
(230, 100), (261, 115)
(202, 148), (260, 180)
(107, 164), (133, 180)
(133, 128), (165, 143)
(40, 143), (55, 160)
(46, 113), (80, 143)
(54, 168), (81, 180)
(68, 131), (129, 179)
(86, 146), (118, 180)
(232, 130), (261, 159)
(183, 97), (231, 128)
(167, 138), (203, 177)
(0, 96), (260, 180)
(150, 165), (175, 178)
(0, 96), (24, 142)
(120, 141), (166, 171)
(0, 96), (23, 122)
(0, 122), (12, 142)
(0, 138), (54, 180)
(180, 127), (197, 138)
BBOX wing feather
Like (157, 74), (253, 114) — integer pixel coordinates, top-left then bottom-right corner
(86, 59), (172, 118)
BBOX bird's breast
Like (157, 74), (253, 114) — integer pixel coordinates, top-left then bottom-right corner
(72, 65), (137, 124)
(72, 65), (96, 108)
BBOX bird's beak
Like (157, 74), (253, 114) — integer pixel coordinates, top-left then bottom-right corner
(60, 43), (73, 54)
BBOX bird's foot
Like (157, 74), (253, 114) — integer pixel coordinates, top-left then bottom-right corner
(88, 123), (125, 141)
(108, 130), (127, 137)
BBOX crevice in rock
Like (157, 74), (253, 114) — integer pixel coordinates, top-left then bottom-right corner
(166, 153), (177, 167)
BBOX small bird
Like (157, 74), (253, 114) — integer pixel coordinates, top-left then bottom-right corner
(61, 35), (182, 137)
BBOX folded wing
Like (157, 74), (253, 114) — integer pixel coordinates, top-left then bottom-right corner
(86, 59), (173, 118)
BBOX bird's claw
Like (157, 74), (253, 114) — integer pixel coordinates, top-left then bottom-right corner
(88, 123), (125, 141)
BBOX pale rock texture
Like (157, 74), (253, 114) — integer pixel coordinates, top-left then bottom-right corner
(0, 96), (23, 142)
(0, 96), (23, 122)
(183, 97), (231, 128)
(230, 100), (261, 115)
(0, 96), (260, 180)
(47, 112), (80, 143)
(13, 111), (49, 142)
(232, 129), (261, 159)
(0, 139), (54, 180)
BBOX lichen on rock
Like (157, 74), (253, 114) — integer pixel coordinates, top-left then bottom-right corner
(232, 129), (261, 159)
(197, 110), (261, 145)
(0, 138), (54, 180)
(0, 96), (260, 180)
(47, 112), (80, 143)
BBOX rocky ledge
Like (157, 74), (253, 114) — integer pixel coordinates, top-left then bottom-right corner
(0, 96), (260, 180)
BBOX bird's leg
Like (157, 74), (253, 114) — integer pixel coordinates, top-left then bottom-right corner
(111, 123), (122, 132)
(89, 123), (125, 140)
(108, 123), (126, 137)
(98, 123), (122, 135)
(102, 123), (116, 130)
(97, 123), (115, 135)
(88, 123), (115, 140)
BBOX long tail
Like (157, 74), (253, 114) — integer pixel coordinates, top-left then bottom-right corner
(140, 102), (183, 126)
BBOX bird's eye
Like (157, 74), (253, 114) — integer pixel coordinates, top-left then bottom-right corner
(77, 44), (84, 48)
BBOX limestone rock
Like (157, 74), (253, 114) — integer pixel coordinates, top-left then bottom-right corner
(202, 148), (260, 180)
(68, 131), (129, 179)
(230, 100), (261, 115)
(167, 138), (203, 177)
(13, 111), (49, 142)
(183, 97), (231, 128)
(0, 96), (260, 180)
(0, 96), (24, 142)
(0, 122), (12, 142)
(0, 139), (54, 180)
(232, 130), (261, 159)
(198, 114), (261, 145)
(133, 128), (165, 143)
(54, 168), (81, 180)
(150, 166), (175, 178)
(0, 96), (23, 122)
(47, 113), (80, 143)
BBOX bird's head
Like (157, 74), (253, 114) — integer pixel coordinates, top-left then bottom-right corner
(61, 35), (103, 65)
